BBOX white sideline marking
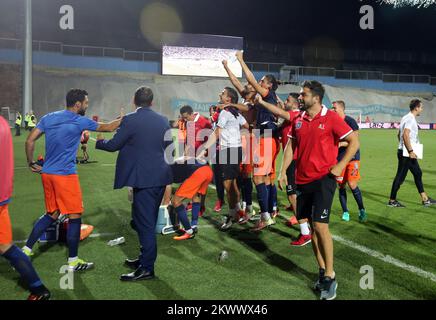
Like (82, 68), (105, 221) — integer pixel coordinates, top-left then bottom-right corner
(207, 185), (436, 282)
(332, 235), (436, 283)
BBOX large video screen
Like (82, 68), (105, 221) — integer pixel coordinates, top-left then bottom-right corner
(162, 33), (243, 77)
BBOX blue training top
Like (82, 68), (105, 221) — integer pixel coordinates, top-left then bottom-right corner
(36, 110), (98, 175)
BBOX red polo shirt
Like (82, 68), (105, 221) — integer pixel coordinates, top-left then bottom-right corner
(185, 112), (212, 152)
(0, 116), (14, 205)
(281, 109), (300, 148)
(289, 106), (353, 185)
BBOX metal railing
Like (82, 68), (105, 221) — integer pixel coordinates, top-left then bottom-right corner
(1, 37), (435, 86)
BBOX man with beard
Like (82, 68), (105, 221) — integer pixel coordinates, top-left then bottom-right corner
(22, 89), (121, 272)
(279, 80), (359, 300)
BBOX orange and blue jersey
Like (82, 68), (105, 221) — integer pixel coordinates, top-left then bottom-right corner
(36, 110), (98, 175)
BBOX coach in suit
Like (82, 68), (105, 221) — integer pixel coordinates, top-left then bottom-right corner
(96, 86), (173, 281)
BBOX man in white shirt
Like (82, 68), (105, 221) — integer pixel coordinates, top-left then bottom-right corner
(198, 87), (249, 230)
(388, 99), (436, 207)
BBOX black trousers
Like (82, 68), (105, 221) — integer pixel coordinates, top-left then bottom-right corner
(390, 149), (425, 200)
(15, 124), (21, 136)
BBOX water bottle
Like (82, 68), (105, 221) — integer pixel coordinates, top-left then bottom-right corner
(107, 237), (125, 246)
(218, 250), (228, 262)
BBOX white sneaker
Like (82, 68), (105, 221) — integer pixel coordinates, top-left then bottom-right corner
(220, 216), (233, 230)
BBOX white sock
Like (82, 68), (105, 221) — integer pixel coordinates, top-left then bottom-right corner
(300, 222), (310, 235)
(273, 206), (277, 212)
(186, 229), (193, 235)
(261, 212), (271, 221)
(68, 256), (78, 263)
(242, 201), (247, 210)
(235, 202), (241, 211)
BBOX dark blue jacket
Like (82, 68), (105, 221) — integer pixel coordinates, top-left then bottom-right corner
(96, 107), (173, 189)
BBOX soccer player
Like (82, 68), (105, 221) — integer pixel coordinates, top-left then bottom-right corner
(235, 51), (279, 231)
(169, 157), (214, 240)
(22, 88), (122, 272)
(0, 115), (50, 300)
(256, 93), (313, 246)
(222, 59), (257, 222)
(198, 87), (249, 230)
(332, 101), (367, 222)
(179, 105), (212, 217)
(209, 105), (226, 212)
(388, 99), (436, 207)
(279, 80), (359, 300)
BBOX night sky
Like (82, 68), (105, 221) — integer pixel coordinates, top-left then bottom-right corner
(1, 0), (435, 53)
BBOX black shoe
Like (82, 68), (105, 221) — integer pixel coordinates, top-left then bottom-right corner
(319, 276), (338, 300)
(120, 267), (155, 281)
(124, 258), (141, 270)
(423, 197), (436, 207)
(388, 200), (405, 208)
(174, 228), (185, 236)
(28, 285), (51, 300)
(192, 226), (198, 234)
(313, 268), (326, 291)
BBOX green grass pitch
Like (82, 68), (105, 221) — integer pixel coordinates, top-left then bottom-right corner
(1, 129), (436, 300)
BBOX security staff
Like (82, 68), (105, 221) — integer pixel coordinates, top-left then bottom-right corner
(28, 112), (37, 131)
(15, 112), (22, 136)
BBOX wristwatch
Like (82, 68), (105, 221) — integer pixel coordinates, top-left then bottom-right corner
(408, 149), (413, 153)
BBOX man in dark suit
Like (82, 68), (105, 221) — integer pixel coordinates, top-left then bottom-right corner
(96, 86), (173, 281)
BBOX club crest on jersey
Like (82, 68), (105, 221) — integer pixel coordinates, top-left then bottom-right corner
(318, 124), (325, 130)
(296, 121), (302, 129)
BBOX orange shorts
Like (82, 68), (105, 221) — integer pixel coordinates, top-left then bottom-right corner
(336, 160), (361, 186)
(175, 166), (214, 199)
(253, 136), (278, 177)
(0, 205), (13, 245)
(41, 173), (84, 214)
(240, 134), (254, 177)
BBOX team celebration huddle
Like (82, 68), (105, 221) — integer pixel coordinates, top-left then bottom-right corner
(1, 51), (434, 301)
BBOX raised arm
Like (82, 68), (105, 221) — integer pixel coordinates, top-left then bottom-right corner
(235, 51), (269, 97)
(96, 118), (122, 132)
(256, 95), (290, 121)
(222, 60), (245, 96)
(217, 103), (250, 113)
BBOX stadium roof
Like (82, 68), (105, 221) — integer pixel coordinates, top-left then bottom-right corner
(1, 0), (435, 53)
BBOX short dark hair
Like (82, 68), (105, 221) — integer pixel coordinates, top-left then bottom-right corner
(66, 89), (88, 107)
(289, 93), (300, 100)
(301, 80), (325, 103)
(264, 74), (278, 91)
(224, 87), (239, 104)
(134, 86), (153, 107)
(332, 100), (346, 110)
(180, 105), (193, 115)
(409, 99), (422, 111)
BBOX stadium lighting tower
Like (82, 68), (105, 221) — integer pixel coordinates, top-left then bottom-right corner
(378, 0), (436, 8)
(23, 0), (32, 116)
